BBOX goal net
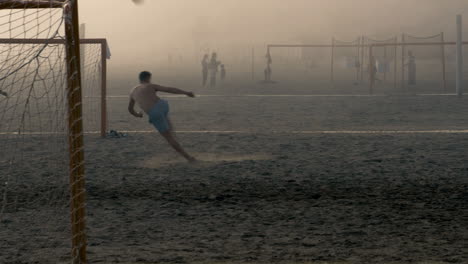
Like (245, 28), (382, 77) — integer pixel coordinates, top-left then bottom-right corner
(265, 42), (358, 92)
(266, 38), (365, 93)
(401, 33), (446, 93)
(267, 33), (467, 95)
(361, 36), (398, 92)
(0, 39), (107, 133)
(267, 44), (306, 84)
(331, 37), (361, 88)
(0, 1), (95, 262)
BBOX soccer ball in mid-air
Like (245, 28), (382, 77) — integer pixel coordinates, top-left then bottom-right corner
(132, 0), (144, 5)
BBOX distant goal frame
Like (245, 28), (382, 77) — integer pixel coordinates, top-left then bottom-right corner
(267, 40), (468, 94)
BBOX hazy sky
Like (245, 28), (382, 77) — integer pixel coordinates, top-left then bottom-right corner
(77, 0), (468, 69)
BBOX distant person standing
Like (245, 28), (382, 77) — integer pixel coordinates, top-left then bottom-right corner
(264, 64), (272, 82)
(264, 51), (272, 82)
(201, 54), (209, 86)
(209, 52), (221, 87)
(266, 51), (272, 65)
(369, 55), (378, 88)
(220, 64), (226, 81)
(407, 50), (416, 85)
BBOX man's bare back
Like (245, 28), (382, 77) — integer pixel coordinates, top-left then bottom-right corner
(130, 83), (163, 114)
(129, 83), (194, 118)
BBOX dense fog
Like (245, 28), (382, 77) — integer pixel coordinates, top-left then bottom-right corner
(77, 0), (468, 92)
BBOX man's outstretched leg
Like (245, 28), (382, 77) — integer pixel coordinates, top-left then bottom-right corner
(160, 131), (196, 162)
(167, 116), (177, 139)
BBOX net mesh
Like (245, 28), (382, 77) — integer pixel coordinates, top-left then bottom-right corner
(268, 45), (306, 83)
(332, 38), (361, 86)
(81, 42), (103, 133)
(266, 34), (456, 94)
(0, 4), (70, 263)
(0, 2), (102, 262)
(362, 36), (398, 92)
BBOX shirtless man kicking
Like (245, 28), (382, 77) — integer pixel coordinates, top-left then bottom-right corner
(128, 71), (196, 162)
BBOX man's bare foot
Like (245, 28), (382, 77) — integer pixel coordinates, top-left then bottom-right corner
(187, 156), (197, 163)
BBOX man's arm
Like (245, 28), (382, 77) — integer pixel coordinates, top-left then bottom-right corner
(153, 84), (195, 97)
(128, 97), (143, 118)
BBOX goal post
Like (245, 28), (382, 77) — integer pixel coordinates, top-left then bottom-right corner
(64, 2), (87, 262)
(0, 0), (87, 263)
(362, 36), (398, 89)
(266, 43), (365, 89)
(267, 39), (468, 94)
(331, 37), (361, 85)
(369, 40), (468, 93)
(0, 38), (108, 138)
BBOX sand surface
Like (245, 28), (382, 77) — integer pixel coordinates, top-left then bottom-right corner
(1, 82), (468, 263)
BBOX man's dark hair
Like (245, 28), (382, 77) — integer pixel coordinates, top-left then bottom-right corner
(139, 71), (152, 82)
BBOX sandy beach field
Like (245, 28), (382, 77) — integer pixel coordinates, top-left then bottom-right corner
(1, 81), (468, 263)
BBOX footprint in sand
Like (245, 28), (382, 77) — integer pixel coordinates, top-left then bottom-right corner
(140, 152), (273, 169)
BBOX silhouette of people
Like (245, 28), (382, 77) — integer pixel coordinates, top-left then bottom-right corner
(353, 57), (361, 85)
(266, 51), (272, 65)
(264, 64), (272, 82)
(407, 51), (416, 85)
(220, 64), (226, 81)
(201, 54), (209, 86)
(369, 55), (378, 87)
(209, 52), (221, 87)
(264, 51), (272, 82)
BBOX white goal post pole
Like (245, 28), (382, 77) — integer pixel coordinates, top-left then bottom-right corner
(456, 15), (463, 97)
(441, 32), (447, 92)
(101, 40), (108, 138)
(402, 34), (406, 90)
(369, 45), (374, 94)
(330, 37), (335, 83)
(251, 46), (255, 81)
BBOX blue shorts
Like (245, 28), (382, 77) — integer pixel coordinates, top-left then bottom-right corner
(148, 99), (170, 133)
